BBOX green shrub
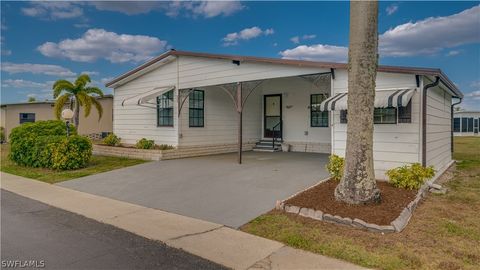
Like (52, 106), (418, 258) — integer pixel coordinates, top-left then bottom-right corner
(9, 120), (76, 143)
(136, 138), (155, 149)
(103, 133), (121, 146)
(386, 163), (435, 190)
(0, 127), (5, 143)
(157, 144), (175, 150)
(326, 154), (345, 181)
(50, 136), (92, 170)
(8, 120), (91, 170)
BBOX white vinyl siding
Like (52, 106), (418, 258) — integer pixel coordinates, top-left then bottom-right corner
(113, 58), (179, 145)
(177, 56), (329, 89)
(260, 76), (331, 147)
(425, 82), (452, 173)
(332, 70), (421, 179)
(178, 86), (262, 146)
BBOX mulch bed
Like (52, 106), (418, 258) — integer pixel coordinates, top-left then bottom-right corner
(284, 180), (417, 225)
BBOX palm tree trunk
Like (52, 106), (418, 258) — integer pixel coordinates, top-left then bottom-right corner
(74, 97), (80, 129)
(334, 0), (380, 204)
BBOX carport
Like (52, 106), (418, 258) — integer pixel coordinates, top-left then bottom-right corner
(59, 151), (329, 228)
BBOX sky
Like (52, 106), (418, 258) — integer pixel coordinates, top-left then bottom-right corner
(1, 1), (479, 110)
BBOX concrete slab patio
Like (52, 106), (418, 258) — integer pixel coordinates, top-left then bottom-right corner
(58, 151), (329, 228)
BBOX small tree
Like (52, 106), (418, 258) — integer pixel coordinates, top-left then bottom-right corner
(53, 74), (104, 128)
(28, 96), (36, 102)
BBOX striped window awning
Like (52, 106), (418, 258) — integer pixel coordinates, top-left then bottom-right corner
(122, 85), (175, 107)
(320, 88), (416, 111)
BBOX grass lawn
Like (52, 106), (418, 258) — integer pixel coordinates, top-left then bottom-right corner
(1, 144), (146, 184)
(242, 136), (480, 270)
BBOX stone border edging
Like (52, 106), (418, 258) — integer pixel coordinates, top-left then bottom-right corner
(275, 178), (432, 233)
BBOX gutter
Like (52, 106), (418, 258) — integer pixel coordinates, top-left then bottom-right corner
(451, 98), (462, 153)
(422, 76), (440, 167)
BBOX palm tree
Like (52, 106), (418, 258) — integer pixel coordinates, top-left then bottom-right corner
(53, 74), (104, 128)
(334, 1), (380, 204)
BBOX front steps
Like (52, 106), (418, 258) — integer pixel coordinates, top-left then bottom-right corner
(253, 139), (282, 152)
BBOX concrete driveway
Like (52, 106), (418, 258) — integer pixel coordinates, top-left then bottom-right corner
(59, 152), (329, 228)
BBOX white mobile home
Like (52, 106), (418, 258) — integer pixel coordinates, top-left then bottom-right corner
(453, 111), (480, 136)
(106, 50), (463, 179)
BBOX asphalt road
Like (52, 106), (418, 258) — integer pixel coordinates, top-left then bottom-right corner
(0, 190), (227, 270)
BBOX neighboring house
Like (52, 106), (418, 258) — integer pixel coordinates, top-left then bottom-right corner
(453, 111), (480, 136)
(0, 95), (113, 139)
(105, 50), (463, 179)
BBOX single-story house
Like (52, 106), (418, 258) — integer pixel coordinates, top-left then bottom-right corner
(105, 50), (463, 179)
(453, 111), (480, 136)
(0, 95), (113, 140)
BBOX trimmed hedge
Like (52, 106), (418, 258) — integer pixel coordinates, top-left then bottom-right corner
(9, 120), (92, 170)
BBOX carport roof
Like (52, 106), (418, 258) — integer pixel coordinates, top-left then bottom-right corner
(105, 49), (462, 98)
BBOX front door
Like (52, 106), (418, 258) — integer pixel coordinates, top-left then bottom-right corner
(264, 94), (282, 138)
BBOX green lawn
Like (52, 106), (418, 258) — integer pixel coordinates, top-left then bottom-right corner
(1, 144), (147, 184)
(242, 136), (480, 270)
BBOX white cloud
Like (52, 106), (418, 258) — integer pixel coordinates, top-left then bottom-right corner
(446, 50), (461, 56)
(2, 79), (48, 88)
(37, 28), (168, 63)
(379, 5), (480, 56)
(1, 62), (75, 76)
(280, 44), (348, 62)
(302, 34), (316, 40)
(222, 26), (274, 46)
(280, 6), (480, 62)
(470, 80), (480, 88)
(466, 90), (480, 100)
(89, 1), (244, 18)
(291, 34), (316, 44)
(386, 4), (399, 16)
(81, 71), (99, 76)
(101, 77), (114, 85)
(22, 2), (83, 20)
(74, 23), (90, 28)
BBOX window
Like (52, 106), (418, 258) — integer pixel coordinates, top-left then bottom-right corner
(453, 118), (460, 132)
(468, 117), (474, 132)
(374, 107), (397, 124)
(189, 90), (204, 127)
(157, 90), (174, 127)
(19, 113), (35, 124)
(340, 107), (398, 124)
(461, 118), (468, 132)
(340, 110), (348, 124)
(310, 94), (328, 127)
(398, 101), (412, 123)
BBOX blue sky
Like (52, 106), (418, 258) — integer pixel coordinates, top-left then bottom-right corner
(1, 1), (479, 110)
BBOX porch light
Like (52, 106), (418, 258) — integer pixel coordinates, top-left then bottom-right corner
(61, 109), (74, 137)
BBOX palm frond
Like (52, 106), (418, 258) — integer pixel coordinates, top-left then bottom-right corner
(90, 96), (103, 121)
(84, 86), (104, 97)
(75, 74), (91, 88)
(76, 92), (91, 117)
(52, 80), (75, 98)
(54, 94), (72, 119)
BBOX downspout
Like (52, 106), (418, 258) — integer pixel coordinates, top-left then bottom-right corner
(422, 76), (440, 166)
(451, 98), (462, 153)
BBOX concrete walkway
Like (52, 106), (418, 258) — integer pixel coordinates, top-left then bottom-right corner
(58, 152), (330, 228)
(1, 172), (365, 270)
